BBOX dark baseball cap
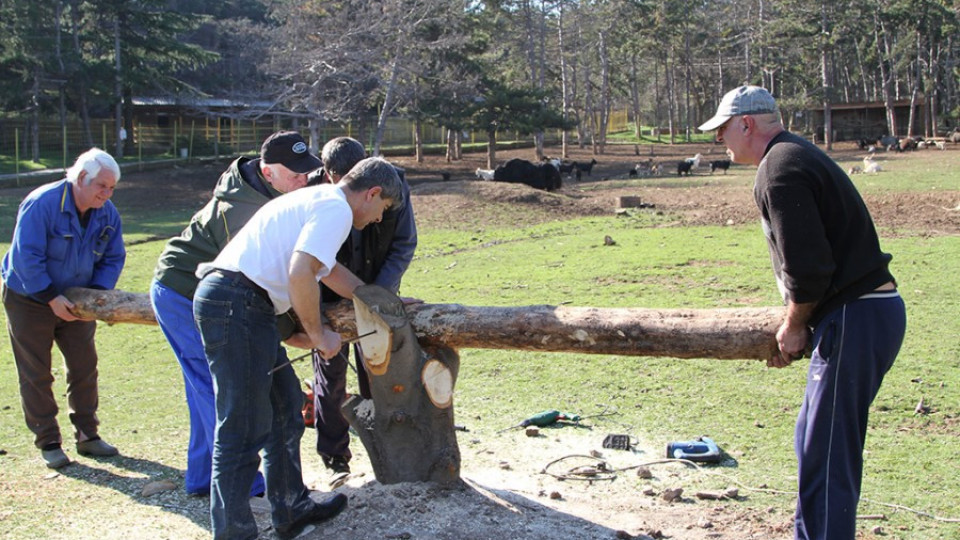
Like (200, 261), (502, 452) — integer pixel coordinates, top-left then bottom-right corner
(260, 131), (322, 173)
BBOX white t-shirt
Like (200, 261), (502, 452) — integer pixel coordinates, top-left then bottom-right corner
(197, 184), (352, 314)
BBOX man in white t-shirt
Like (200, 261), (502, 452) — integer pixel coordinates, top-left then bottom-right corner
(193, 157), (402, 540)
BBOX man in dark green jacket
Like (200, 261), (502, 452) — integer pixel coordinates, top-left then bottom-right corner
(150, 131), (320, 496)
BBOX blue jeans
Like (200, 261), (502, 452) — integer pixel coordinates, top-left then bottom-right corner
(193, 272), (314, 540)
(794, 292), (906, 540)
(150, 279), (265, 497)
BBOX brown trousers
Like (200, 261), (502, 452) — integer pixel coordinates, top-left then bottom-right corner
(2, 284), (101, 449)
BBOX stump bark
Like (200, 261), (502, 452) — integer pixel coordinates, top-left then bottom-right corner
(342, 285), (461, 486)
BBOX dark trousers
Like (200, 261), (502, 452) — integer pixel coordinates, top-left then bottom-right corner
(2, 284), (100, 449)
(313, 344), (370, 460)
(794, 292), (906, 540)
(193, 272), (313, 540)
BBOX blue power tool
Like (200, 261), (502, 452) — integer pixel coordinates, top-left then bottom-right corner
(666, 436), (722, 463)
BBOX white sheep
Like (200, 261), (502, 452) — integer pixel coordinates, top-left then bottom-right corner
(863, 156), (883, 174)
(685, 153), (703, 169)
(475, 168), (495, 181)
(935, 141), (946, 150)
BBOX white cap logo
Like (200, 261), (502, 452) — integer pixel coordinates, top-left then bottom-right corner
(292, 142), (307, 154)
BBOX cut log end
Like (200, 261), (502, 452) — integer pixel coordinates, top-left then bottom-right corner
(422, 359), (454, 409)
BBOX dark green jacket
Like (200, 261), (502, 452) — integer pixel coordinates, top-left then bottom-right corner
(154, 157), (281, 299)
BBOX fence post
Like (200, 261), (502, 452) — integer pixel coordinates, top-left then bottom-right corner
(15, 128), (20, 187)
(190, 120), (196, 160)
(63, 125), (68, 170)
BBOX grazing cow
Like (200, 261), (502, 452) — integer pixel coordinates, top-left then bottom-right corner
(493, 158), (562, 191)
(950, 129), (960, 144)
(710, 160), (731, 174)
(574, 158), (598, 176)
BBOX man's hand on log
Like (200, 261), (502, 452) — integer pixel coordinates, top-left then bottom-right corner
(283, 331), (314, 350)
(769, 319), (811, 368)
(313, 326), (342, 360)
(49, 295), (89, 322)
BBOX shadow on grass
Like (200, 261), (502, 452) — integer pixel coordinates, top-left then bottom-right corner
(57, 454), (209, 530)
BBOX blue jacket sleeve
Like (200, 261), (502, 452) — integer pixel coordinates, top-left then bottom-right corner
(372, 180), (417, 293)
(89, 205), (126, 290)
(6, 196), (56, 296)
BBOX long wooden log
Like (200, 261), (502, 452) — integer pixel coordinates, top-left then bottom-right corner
(64, 287), (781, 360)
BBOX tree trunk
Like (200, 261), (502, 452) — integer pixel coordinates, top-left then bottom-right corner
(875, 10), (897, 136)
(342, 286), (461, 486)
(114, 14), (124, 158)
(557, 2), (570, 159)
(373, 53), (401, 158)
(414, 118), (423, 163)
(64, 287), (780, 360)
(486, 129), (497, 169)
(821, 1), (832, 150)
(67, 0), (94, 149)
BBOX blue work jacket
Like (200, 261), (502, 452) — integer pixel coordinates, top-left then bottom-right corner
(1, 179), (125, 302)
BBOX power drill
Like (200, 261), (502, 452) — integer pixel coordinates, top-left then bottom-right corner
(498, 409), (581, 432)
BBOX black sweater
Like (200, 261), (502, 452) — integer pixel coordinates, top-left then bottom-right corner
(754, 131), (895, 325)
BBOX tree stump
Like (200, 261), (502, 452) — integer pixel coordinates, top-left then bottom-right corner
(342, 285), (462, 486)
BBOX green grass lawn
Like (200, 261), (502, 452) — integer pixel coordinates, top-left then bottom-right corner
(0, 164), (958, 539)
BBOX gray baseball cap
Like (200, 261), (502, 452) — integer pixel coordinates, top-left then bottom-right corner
(698, 86), (778, 132)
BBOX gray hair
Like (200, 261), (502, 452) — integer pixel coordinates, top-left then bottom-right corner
(67, 148), (121, 186)
(341, 157), (404, 209)
(321, 137), (367, 177)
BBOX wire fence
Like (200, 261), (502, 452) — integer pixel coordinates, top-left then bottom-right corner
(0, 110), (633, 178)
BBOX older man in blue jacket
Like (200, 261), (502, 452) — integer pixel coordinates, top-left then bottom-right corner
(1, 147), (126, 469)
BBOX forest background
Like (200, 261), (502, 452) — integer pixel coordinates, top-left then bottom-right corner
(1, 0), (959, 169)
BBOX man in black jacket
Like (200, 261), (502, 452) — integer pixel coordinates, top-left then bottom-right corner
(699, 86), (906, 540)
(308, 137), (418, 485)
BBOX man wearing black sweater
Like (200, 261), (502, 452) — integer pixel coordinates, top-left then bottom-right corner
(699, 86), (906, 540)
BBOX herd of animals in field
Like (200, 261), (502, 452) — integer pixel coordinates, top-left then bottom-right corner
(468, 127), (959, 191)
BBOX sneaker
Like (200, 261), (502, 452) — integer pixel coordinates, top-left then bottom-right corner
(41, 447), (71, 469)
(76, 438), (119, 457)
(275, 492), (348, 540)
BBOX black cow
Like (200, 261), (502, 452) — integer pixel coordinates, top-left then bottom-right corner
(709, 160), (731, 174)
(493, 158), (562, 191)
